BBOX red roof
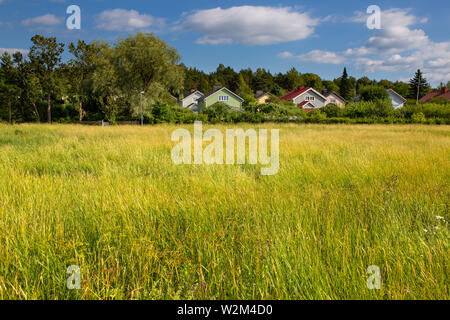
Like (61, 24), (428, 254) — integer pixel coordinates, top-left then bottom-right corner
(280, 86), (310, 101)
(420, 88), (450, 103)
(299, 101), (308, 107)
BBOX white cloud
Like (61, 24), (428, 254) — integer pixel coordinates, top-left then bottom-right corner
(95, 9), (165, 31)
(283, 8), (449, 85)
(22, 14), (63, 26)
(279, 50), (346, 64)
(182, 6), (319, 45)
(0, 48), (28, 55)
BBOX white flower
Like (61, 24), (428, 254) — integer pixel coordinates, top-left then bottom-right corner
(423, 229), (428, 233)
(436, 216), (444, 221)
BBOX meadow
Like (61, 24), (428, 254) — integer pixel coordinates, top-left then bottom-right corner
(0, 123), (448, 300)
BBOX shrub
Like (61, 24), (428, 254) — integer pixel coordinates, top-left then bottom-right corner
(321, 104), (343, 117)
(411, 112), (426, 124)
(344, 99), (393, 118)
(360, 85), (389, 101)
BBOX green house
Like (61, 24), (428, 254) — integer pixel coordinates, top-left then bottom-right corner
(197, 87), (244, 112)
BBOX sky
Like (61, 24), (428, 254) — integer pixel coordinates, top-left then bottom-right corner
(0, 0), (449, 85)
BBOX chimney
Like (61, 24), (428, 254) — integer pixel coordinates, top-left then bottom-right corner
(213, 84), (221, 92)
(442, 87), (449, 94)
(298, 86), (305, 90)
(190, 89), (196, 93)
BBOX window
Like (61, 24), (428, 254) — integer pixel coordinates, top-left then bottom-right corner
(219, 96), (229, 102)
(306, 96), (315, 101)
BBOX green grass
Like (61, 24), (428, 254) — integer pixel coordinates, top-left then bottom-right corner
(0, 123), (448, 300)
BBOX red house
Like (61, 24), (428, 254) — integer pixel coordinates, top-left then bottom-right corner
(419, 87), (450, 103)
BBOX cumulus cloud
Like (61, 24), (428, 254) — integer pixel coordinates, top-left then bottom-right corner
(182, 6), (319, 45)
(279, 50), (346, 64)
(279, 8), (449, 85)
(95, 9), (165, 31)
(22, 14), (63, 26)
(0, 48), (28, 55)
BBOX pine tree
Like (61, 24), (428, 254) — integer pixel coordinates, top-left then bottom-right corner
(408, 69), (430, 102)
(339, 67), (352, 101)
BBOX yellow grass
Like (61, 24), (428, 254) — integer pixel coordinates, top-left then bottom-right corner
(0, 123), (448, 300)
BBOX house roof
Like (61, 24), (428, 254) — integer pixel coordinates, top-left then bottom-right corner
(387, 89), (407, 103)
(199, 87), (244, 102)
(323, 91), (346, 102)
(298, 101), (315, 108)
(254, 91), (271, 99)
(280, 86), (309, 100)
(420, 88), (450, 102)
(182, 90), (204, 101)
(280, 86), (327, 101)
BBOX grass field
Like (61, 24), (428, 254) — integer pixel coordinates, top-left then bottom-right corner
(0, 123), (448, 300)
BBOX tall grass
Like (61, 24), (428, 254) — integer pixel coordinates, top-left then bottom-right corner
(0, 124), (448, 300)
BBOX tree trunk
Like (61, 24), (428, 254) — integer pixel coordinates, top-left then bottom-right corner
(8, 96), (12, 125)
(32, 102), (40, 123)
(47, 92), (51, 124)
(79, 100), (83, 123)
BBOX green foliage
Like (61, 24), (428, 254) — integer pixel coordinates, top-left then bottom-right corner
(411, 112), (426, 124)
(360, 85), (389, 101)
(344, 99), (394, 118)
(408, 69), (431, 99)
(339, 67), (354, 101)
(321, 104), (343, 117)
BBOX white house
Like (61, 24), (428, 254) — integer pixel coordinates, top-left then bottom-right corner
(323, 91), (346, 108)
(178, 90), (204, 113)
(387, 89), (407, 109)
(280, 86), (328, 109)
(353, 88), (407, 109)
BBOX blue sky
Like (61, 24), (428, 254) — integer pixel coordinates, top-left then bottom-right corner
(0, 0), (449, 85)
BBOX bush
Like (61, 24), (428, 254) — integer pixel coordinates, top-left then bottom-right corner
(321, 104), (343, 117)
(411, 112), (426, 124)
(344, 99), (394, 118)
(360, 85), (390, 101)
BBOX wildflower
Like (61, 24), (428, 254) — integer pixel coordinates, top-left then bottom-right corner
(436, 216), (444, 221)
(423, 229), (428, 233)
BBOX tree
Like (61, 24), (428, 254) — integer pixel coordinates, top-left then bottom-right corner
(408, 69), (430, 103)
(360, 85), (389, 102)
(13, 52), (42, 122)
(68, 40), (100, 122)
(0, 52), (19, 124)
(29, 35), (65, 123)
(114, 32), (184, 118)
(236, 74), (253, 97)
(339, 67), (353, 101)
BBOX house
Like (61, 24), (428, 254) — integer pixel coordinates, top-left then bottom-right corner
(387, 89), (407, 108)
(419, 87), (450, 103)
(280, 86), (327, 110)
(323, 91), (346, 107)
(254, 91), (273, 104)
(353, 88), (407, 109)
(178, 89), (204, 113)
(197, 86), (244, 111)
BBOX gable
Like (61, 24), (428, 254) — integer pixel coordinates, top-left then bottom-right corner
(294, 89), (327, 104)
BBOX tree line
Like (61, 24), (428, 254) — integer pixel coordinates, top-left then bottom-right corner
(0, 32), (447, 124)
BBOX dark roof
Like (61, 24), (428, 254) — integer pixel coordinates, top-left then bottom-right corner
(254, 91), (271, 99)
(387, 89), (407, 102)
(323, 91), (346, 102)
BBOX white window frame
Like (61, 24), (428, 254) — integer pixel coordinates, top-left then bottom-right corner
(219, 95), (229, 102)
